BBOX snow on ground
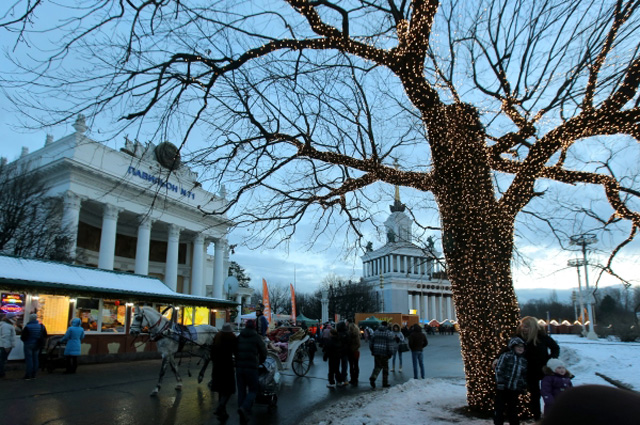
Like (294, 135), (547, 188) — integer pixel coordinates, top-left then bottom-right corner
(300, 334), (640, 425)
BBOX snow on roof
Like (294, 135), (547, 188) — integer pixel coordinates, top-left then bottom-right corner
(0, 255), (236, 307)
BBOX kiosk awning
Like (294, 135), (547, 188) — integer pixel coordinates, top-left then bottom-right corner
(0, 255), (237, 308)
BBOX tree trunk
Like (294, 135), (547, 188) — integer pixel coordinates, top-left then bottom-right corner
(429, 104), (521, 413)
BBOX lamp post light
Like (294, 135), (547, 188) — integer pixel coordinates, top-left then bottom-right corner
(570, 234), (598, 340)
(567, 258), (587, 336)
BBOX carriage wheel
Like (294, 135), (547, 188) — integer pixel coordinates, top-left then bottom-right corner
(291, 346), (311, 376)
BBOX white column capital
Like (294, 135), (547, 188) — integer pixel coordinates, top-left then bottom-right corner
(103, 203), (121, 220)
(138, 215), (154, 229)
(62, 191), (83, 209)
(193, 233), (205, 244)
(167, 223), (182, 239)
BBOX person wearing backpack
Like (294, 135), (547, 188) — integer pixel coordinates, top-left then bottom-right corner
(20, 313), (47, 380)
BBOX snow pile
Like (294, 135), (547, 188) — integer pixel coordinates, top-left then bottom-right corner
(301, 334), (640, 424)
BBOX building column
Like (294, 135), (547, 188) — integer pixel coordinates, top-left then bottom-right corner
(423, 295), (429, 322)
(429, 295), (437, 321)
(98, 204), (119, 270)
(191, 233), (205, 297)
(61, 191), (82, 261)
(134, 216), (153, 275)
(235, 294), (243, 327)
(321, 291), (329, 323)
(446, 296), (454, 320)
(165, 224), (181, 292)
(407, 293), (413, 314)
(213, 238), (227, 298)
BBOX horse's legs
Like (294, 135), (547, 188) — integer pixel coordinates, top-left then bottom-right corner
(168, 355), (183, 391)
(151, 356), (170, 396)
(198, 357), (210, 384)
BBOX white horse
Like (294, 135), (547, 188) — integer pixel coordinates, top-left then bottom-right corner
(129, 305), (217, 396)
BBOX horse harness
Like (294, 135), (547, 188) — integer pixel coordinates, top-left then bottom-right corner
(133, 308), (207, 351)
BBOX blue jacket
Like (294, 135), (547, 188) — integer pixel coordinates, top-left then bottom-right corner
(21, 319), (47, 347)
(61, 318), (85, 356)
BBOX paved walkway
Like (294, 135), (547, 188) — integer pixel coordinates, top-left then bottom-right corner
(0, 334), (464, 425)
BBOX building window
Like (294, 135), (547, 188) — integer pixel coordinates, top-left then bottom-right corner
(194, 307), (209, 325)
(75, 297), (100, 331)
(36, 294), (69, 334)
(101, 300), (126, 332)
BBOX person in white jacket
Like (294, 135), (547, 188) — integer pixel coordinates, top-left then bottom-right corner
(0, 314), (17, 378)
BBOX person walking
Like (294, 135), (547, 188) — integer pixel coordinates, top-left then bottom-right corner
(211, 322), (238, 421)
(235, 319), (267, 425)
(322, 327), (344, 388)
(494, 337), (528, 425)
(408, 323), (428, 379)
(346, 321), (361, 386)
(20, 313), (47, 380)
(0, 314), (16, 378)
(60, 317), (85, 374)
(368, 321), (395, 389)
(336, 321), (349, 386)
(390, 323), (404, 372)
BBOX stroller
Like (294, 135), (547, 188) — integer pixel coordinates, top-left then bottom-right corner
(255, 355), (281, 411)
(41, 335), (67, 373)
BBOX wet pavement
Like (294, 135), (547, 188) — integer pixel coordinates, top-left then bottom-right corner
(0, 335), (464, 425)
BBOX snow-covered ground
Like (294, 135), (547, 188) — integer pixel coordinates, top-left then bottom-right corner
(300, 334), (640, 425)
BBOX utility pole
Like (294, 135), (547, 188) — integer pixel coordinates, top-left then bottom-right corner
(567, 259), (587, 336)
(570, 234), (598, 340)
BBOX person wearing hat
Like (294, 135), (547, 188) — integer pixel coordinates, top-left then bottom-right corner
(210, 322), (238, 421)
(20, 313), (48, 380)
(494, 337), (528, 425)
(255, 306), (269, 337)
(541, 358), (573, 416)
(0, 314), (17, 378)
(235, 319), (267, 425)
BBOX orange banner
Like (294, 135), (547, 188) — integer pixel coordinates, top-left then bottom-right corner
(290, 283), (296, 324)
(262, 278), (272, 322)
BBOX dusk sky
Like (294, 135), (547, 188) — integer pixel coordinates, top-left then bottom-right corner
(2, 1), (638, 301)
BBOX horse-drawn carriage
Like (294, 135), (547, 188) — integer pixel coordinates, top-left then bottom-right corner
(264, 326), (314, 377)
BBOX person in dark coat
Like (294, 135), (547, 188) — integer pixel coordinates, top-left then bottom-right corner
(60, 317), (85, 374)
(408, 323), (428, 379)
(336, 321), (349, 386)
(235, 319), (267, 425)
(322, 328), (344, 388)
(516, 316), (560, 421)
(494, 337), (528, 425)
(255, 308), (269, 337)
(211, 322), (238, 421)
(20, 313), (47, 380)
(346, 322), (361, 386)
(540, 358), (573, 416)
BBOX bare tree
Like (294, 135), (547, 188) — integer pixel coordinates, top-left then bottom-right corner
(0, 161), (72, 261)
(2, 0), (640, 413)
(252, 282), (292, 316)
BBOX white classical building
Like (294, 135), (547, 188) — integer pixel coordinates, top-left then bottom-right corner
(5, 115), (231, 299)
(361, 189), (456, 322)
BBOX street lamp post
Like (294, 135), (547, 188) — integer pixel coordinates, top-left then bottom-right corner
(379, 274), (385, 313)
(567, 259), (586, 335)
(570, 234), (598, 340)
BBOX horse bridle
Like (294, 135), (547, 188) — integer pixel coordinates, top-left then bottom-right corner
(132, 308), (171, 340)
